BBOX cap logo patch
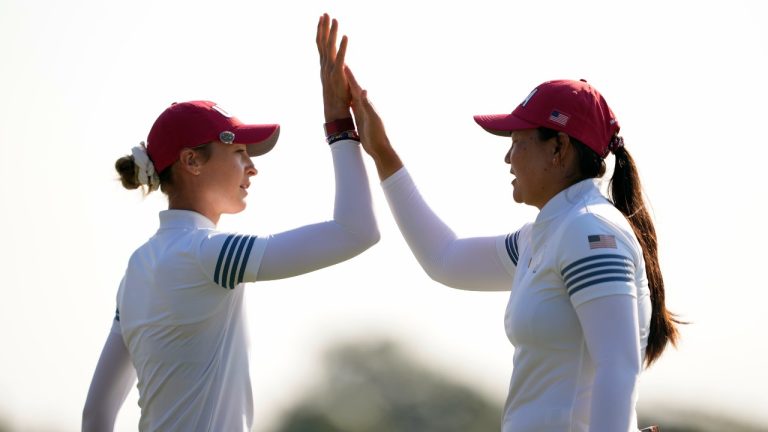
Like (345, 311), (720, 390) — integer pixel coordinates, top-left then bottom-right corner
(212, 104), (232, 118)
(548, 110), (570, 126)
(521, 88), (538, 107)
(219, 131), (235, 144)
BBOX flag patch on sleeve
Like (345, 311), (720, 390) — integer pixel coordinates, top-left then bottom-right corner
(588, 234), (617, 249)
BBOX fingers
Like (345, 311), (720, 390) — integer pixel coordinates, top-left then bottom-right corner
(336, 35), (348, 69)
(316, 15), (323, 49)
(360, 90), (376, 116)
(316, 14), (329, 56)
(345, 66), (362, 95)
(328, 18), (339, 62)
(350, 87), (375, 123)
(317, 14), (346, 67)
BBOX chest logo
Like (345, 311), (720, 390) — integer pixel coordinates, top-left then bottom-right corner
(528, 255), (542, 274)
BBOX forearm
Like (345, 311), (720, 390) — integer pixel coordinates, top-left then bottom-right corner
(255, 140), (378, 281)
(330, 140), (379, 244)
(82, 326), (136, 432)
(589, 365), (639, 432)
(367, 136), (404, 181)
(382, 168), (456, 270)
(576, 295), (642, 432)
(382, 168), (510, 290)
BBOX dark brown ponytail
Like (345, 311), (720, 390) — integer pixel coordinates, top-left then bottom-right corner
(538, 127), (681, 367)
(609, 145), (681, 366)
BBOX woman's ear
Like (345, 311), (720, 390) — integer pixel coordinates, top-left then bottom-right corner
(552, 132), (572, 167)
(178, 148), (202, 175)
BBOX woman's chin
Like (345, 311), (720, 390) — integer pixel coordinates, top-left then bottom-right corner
(222, 202), (247, 215)
(512, 185), (524, 204)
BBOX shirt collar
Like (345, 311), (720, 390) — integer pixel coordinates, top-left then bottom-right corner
(535, 178), (602, 224)
(158, 209), (216, 230)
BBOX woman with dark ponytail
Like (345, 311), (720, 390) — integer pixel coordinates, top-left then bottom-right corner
(344, 71), (678, 432)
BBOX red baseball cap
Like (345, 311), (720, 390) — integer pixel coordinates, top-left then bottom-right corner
(473, 79), (619, 158)
(146, 100), (280, 173)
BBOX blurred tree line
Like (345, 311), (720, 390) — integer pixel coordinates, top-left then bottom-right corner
(272, 341), (501, 432)
(270, 340), (767, 432)
(1, 340), (765, 431)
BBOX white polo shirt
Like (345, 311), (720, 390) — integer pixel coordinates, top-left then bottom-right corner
(497, 179), (651, 431)
(381, 169), (651, 431)
(115, 209), (268, 432)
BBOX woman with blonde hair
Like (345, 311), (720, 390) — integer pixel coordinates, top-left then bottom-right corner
(81, 14), (377, 432)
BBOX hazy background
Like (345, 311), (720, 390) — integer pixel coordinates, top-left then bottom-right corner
(1, 0), (767, 430)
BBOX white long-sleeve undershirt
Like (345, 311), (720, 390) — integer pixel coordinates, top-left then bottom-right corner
(256, 140), (379, 280)
(381, 167), (511, 291)
(82, 139), (378, 432)
(381, 167), (642, 431)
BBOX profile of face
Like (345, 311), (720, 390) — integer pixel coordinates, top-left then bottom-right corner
(504, 129), (559, 208)
(190, 141), (258, 216)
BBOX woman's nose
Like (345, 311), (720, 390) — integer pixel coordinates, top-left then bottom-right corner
(504, 148), (511, 164)
(246, 161), (257, 177)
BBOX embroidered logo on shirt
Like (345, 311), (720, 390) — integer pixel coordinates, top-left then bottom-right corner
(588, 234), (617, 249)
(528, 255), (543, 273)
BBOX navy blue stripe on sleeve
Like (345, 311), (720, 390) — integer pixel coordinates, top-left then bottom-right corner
(568, 276), (634, 297)
(115, 307), (120, 322)
(214, 234), (236, 286)
(236, 236), (258, 286)
(561, 253), (635, 297)
(228, 235), (250, 289)
(213, 234), (259, 289)
(505, 230), (521, 266)
(221, 235), (246, 289)
(562, 254), (633, 280)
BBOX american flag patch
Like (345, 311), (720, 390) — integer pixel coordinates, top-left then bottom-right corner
(549, 110), (570, 126)
(588, 234), (617, 249)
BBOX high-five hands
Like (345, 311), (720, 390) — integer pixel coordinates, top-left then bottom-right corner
(316, 13), (402, 180)
(345, 67), (403, 180)
(316, 14), (351, 122)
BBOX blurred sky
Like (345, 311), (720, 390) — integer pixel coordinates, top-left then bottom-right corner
(1, 0), (767, 431)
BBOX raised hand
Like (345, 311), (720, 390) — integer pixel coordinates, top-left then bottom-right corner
(345, 66), (403, 180)
(316, 13), (351, 122)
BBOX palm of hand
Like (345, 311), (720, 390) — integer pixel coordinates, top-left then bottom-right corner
(317, 14), (351, 121)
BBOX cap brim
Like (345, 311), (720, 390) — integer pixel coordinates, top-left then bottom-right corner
(473, 113), (539, 137)
(234, 124), (280, 157)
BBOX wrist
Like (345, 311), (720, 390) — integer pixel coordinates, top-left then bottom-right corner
(324, 111), (352, 123)
(326, 130), (360, 145)
(324, 117), (356, 137)
(323, 101), (351, 122)
(370, 141), (403, 181)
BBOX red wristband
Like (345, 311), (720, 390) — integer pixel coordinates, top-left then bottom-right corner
(324, 117), (356, 137)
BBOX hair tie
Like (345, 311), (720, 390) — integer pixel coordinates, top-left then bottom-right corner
(608, 135), (625, 154)
(131, 142), (160, 191)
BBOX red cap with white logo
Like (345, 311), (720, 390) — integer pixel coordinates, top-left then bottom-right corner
(146, 100), (280, 173)
(473, 80), (620, 158)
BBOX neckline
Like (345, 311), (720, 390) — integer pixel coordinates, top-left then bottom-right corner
(158, 209), (216, 230)
(534, 178), (601, 225)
